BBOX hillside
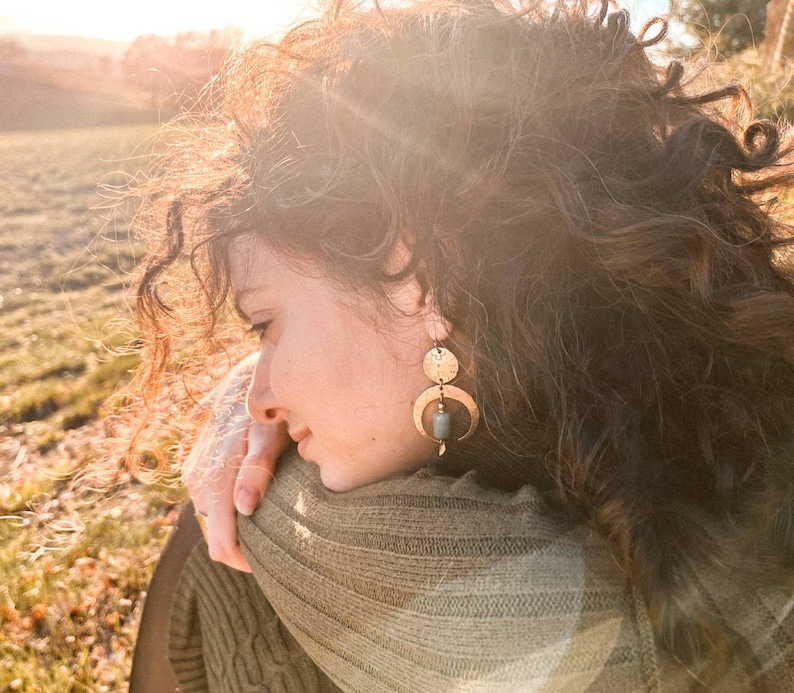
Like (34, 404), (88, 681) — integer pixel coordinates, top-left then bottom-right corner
(0, 34), (158, 130)
(0, 66), (157, 130)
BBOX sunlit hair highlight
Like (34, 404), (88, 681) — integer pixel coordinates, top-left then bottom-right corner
(127, 0), (794, 684)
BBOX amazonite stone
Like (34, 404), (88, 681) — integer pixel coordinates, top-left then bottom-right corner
(433, 410), (451, 440)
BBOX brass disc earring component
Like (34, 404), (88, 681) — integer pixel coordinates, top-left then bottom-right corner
(423, 346), (459, 384)
(413, 343), (479, 455)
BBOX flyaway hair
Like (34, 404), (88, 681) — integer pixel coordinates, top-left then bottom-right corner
(127, 1), (794, 684)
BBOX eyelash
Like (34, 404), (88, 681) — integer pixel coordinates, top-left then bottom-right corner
(249, 322), (272, 340)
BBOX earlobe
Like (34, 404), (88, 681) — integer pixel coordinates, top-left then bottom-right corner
(424, 290), (451, 342)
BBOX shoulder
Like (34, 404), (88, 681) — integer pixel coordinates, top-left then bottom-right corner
(242, 454), (794, 691)
(241, 453), (659, 691)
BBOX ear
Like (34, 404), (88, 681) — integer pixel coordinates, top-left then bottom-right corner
(423, 289), (451, 342)
(384, 233), (451, 340)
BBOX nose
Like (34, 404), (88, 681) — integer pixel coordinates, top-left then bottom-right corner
(246, 351), (287, 424)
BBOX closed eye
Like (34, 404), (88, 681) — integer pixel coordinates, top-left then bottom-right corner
(249, 321), (272, 340)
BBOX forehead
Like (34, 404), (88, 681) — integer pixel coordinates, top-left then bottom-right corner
(228, 237), (324, 310)
(228, 237), (278, 289)
(226, 236), (403, 324)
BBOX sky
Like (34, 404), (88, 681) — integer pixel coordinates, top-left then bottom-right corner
(0, 1), (316, 42)
(0, 0), (670, 43)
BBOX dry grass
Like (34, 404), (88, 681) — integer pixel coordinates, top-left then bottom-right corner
(0, 425), (183, 692)
(0, 125), (184, 691)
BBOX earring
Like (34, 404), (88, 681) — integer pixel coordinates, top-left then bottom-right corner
(412, 342), (479, 455)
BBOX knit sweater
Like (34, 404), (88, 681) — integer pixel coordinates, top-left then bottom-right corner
(168, 452), (794, 692)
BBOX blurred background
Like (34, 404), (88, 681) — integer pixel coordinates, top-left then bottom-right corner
(0, 0), (790, 690)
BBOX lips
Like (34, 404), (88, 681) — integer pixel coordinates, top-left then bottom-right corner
(297, 434), (312, 459)
(289, 428), (311, 459)
(289, 427), (310, 443)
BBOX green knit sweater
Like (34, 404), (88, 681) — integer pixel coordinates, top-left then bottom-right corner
(168, 453), (794, 692)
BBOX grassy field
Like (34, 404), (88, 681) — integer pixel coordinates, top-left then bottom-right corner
(0, 126), (184, 691)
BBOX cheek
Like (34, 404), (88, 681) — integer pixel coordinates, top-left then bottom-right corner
(265, 346), (299, 403)
(269, 335), (339, 413)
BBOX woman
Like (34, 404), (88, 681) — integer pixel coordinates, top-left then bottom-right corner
(127, 0), (794, 689)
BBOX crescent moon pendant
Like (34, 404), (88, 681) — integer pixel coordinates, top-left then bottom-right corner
(412, 384), (480, 443)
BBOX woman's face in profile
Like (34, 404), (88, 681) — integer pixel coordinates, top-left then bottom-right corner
(229, 237), (439, 491)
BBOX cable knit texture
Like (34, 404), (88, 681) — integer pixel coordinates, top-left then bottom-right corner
(169, 537), (340, 692)
(169, 452), (794, 691)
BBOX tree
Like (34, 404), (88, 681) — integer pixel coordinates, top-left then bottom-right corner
(671, 0), (767, 55)
(0, 38), (25, 62)
(121, 28), (243, 115)
(122, 34), (171, 109)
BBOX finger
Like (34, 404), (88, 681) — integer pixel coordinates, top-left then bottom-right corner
(189, 400), (253, 571)
(233, 421), (289, 516)
(205, 499), (252, 573)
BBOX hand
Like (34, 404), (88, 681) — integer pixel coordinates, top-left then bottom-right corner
(182, 354), (290, 572)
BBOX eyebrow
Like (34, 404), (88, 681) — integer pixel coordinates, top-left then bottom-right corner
(232, 284), (269, 322)
(232, 295), (249, 322)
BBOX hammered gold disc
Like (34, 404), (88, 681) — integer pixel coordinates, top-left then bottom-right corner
(412, 384), (480, 443)
(422, 347), (459, 384)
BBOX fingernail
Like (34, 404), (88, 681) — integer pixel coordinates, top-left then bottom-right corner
(235, 485), (261, 516)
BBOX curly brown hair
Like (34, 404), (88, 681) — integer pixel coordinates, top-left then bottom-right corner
(130, 0), (794, 683)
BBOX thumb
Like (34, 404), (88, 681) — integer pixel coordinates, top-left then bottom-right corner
(233, 420), (289, 516)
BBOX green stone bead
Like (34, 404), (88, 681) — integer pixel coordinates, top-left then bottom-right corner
(433, 410), (451, 440)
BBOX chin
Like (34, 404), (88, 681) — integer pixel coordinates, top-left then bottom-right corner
(318, 468), (358, 493)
